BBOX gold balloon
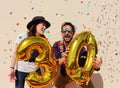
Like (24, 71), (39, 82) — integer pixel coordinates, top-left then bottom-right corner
(66, 31), (98, 85)
(16, 36), (57, 88)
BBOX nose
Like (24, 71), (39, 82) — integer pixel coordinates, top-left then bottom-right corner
(44, 26), (46, 29)
(43, 24), (46, 29)
(65, 31), (69, 34)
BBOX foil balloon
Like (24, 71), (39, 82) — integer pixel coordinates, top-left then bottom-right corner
(16, 36), (57, 88)
(66, 31), (98, 85)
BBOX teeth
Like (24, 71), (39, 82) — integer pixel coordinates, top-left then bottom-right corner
(66, 38), (69, 39)
(65, 36), (70, 38)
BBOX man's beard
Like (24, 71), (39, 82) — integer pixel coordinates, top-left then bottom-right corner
(63, 35), (73, 43)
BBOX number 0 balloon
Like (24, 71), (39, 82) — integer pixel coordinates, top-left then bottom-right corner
(66, 31), (98, 85)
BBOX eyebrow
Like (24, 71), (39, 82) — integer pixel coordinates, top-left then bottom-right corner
(62, 28), (72, 30)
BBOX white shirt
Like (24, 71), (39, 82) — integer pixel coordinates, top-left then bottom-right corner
(15, 32), (38, 73)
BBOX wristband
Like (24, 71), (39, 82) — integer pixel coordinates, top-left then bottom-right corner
(10, 67), (14, 69)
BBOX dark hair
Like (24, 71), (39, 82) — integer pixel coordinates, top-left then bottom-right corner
(27, 23), (46, 38)
(61, 22), (75, 34)
(28, 24), (37, 37)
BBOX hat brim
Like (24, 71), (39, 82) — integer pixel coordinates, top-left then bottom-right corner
(27, 19), (50, 30)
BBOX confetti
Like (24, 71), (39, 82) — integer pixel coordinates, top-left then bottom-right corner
(1, 0), (120, 88)
(9, 12), (13, 15)
(24, 17), (27, 20)
(16, 23), (20, 26)
(8, 40), (12, 45)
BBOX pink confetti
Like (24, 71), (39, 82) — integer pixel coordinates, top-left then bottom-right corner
(8, 40), (12, 45)
(29, 0), (32, 3)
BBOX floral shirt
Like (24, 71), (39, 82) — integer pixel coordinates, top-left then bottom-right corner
(52, 40), (67, 76)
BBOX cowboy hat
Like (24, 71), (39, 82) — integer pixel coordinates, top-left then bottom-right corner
(27, 16), (51, 30)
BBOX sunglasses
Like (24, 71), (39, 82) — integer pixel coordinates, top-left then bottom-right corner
(61, 29), (73, 33)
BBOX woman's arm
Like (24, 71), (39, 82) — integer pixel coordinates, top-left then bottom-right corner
(8, 44), (18, 82)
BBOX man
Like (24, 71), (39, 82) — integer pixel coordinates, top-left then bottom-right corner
(52, 22), (102, 88)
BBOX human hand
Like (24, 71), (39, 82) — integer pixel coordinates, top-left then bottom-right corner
(8, 68), (16, 82)
(93, 56), (103, 71)
(62, 47), (70, 64)
(65, 47), (70, 55)
(77, 82), (86, 88)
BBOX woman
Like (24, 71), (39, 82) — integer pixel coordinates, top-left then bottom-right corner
(8, 16), (51, 88)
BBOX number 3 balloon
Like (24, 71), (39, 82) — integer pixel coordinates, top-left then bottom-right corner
(66, 31), (98, 85)
(16, 36), (57, 88)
